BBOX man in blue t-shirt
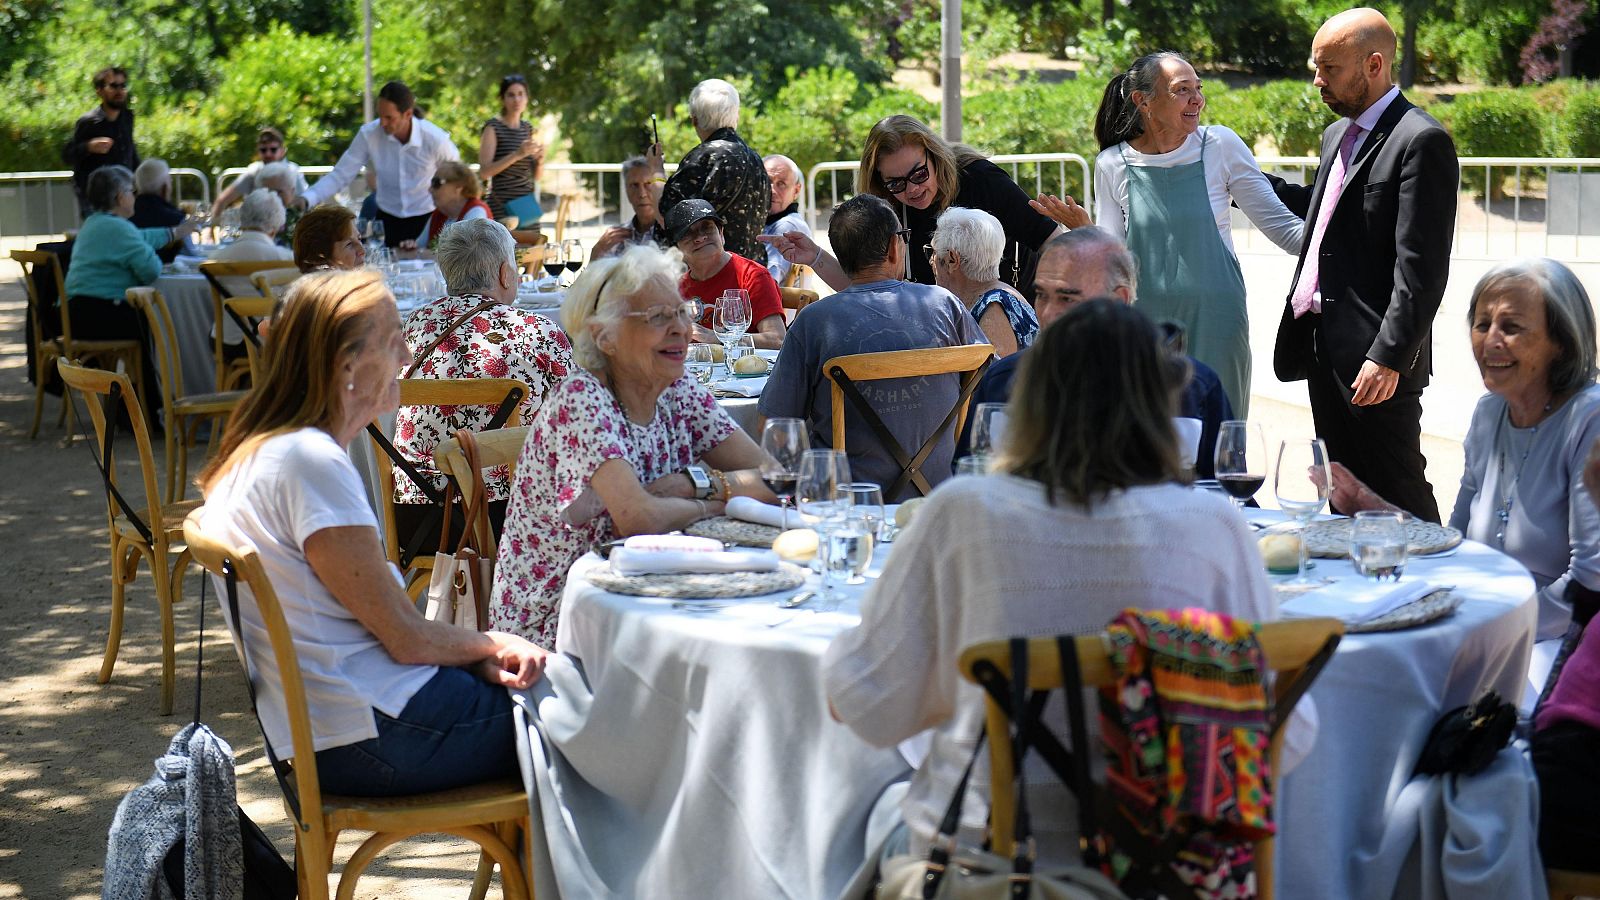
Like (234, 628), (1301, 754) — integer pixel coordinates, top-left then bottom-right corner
(759, 194), (989, 500)
(958, 226), (1234, 476)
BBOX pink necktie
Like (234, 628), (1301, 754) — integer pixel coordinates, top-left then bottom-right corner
(1291, 125), (1364, 318)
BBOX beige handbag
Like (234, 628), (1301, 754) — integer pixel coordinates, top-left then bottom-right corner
(424, 429), (493, 630)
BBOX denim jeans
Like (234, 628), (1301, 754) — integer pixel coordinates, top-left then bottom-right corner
(314, 666), (519, 797)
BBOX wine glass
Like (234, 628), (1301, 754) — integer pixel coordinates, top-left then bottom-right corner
(969, 403), (1009, 457)
(714, 290), (752, 362)
(562, 239), (584, 283)
(541, 244), (566, 285)
(797, 449), (851, 606)
(1274, 438), (1332, 585)
(1213, 420), (1266, 510)
(760, 418), (809, 529)
(685, 344), (716, 385)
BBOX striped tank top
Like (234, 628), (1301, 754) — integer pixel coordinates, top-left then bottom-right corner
(483, 117), (535, 217)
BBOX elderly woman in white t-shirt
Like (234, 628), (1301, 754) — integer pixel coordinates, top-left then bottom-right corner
(196, 268), (546, 796)
(824, 299), (1279, 865)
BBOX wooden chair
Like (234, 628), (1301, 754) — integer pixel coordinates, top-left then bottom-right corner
(372, 380), (530, 600)
(200, 260), (297, 392)
(13, 249), (144, 439)
(433, 426), (530, 555)
(552, 194), (577, 245)
(823, 345), (994, 498)
(180, 511), (533, 900)
(125, 287), (247, 503)
(959, 618), (1345, 900)
(224, 295), (277, 384)
(57, 360), (197, 716)
(781, 262), (812, 288)
(250, 266), (300, 307)
(1548, 868), (1600, 899)
(779, 286), (818, 315)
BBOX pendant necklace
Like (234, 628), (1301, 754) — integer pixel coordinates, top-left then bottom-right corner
(1493, 400), (1552, 546)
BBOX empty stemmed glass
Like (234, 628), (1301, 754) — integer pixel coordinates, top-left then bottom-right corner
(1274, 438), (1332, 585)
(759, 418), (809, 529)
(1214, 420), (1266, 509)
(797, 449), (851, 607)
(714, 290), (752, 366)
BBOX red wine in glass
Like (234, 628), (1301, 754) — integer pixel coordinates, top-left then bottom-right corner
(1218, 474), (1265, 501)
(762, 472), (798, 499)
(543, 263), (564, 279)
(564, 260), (582, 273)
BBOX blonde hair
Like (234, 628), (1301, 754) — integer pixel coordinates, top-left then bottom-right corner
(199, 270), (395, 491)
(433, 160), (482, 198)
(856, 115), (986, 214)
(561, 243), (685, 371)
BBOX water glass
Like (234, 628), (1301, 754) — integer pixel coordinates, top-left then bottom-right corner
(728, 334), (756, 367)
(685, 344), (716, 385)
(955, 455), (991, 477)
(797, 450), (851, 604)
(1351, 511), (1409, 580)
(1274, 438), (1331, 585)
(838, 482), (885, 545)
(828, 521), (874, 587)
(969, 403), (1009, 457)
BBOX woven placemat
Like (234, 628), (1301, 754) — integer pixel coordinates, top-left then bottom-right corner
(685, 516), (783, 548)
(588, 562), (807, 599)
(1346, 589), (1463, 633)
(1302, 518), (1463, 559)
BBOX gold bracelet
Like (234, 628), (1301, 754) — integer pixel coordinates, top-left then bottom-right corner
(709, 468), (731, 501)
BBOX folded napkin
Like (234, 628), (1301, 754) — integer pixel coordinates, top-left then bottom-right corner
(726, 496), (809, 529)
(610, 533), (780, 576)
(709, 375), (767, 397)
(1280, 578), (1435, 624)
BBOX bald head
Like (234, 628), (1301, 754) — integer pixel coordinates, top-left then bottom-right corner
(1312, 7), (1395, 118)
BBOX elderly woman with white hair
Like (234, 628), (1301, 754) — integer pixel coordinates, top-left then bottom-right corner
(929, 206), (1040, 357)
(393, 218), (573, 548)
(253, 160), (303, 246)
(491, 243), (775, 647)
(208, 189), (292, 264)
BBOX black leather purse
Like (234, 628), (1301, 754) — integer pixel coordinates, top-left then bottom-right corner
(1413, 691), (1518, 778)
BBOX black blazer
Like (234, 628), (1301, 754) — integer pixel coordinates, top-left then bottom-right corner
(1270, 94), (1458, 391)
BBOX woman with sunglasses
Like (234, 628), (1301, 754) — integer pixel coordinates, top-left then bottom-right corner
(490, 244), (777, 648)
(479, 73), (544, 223)
(399, 161), (492, 254)
(762, 115), (1090, 293)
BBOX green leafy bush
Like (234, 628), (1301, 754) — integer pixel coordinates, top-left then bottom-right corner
(1434, 89), (1551, 196)
(1557, 85), (1600, 158)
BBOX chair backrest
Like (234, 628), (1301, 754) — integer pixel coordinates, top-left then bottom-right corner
(13, 249), (70, 349)
(201, 260), (297, 391)
(373, 379), (531, 568)
(224, 295), (277, 384)
(823, 344), (994, 498)
(432, 425), (529, 555)
(56, 360), (166, 541)
(125, 286), (185, 409)
(779, 286), (818, 313)
(250, 267), (300, 306)
(553, 194), (576, 245)
(958, 617), (1344, 898)
(781, 262), (812, 289)
(181, 510), (326, 842)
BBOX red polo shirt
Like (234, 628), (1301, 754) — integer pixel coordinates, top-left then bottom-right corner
(680, 252), (783, 328)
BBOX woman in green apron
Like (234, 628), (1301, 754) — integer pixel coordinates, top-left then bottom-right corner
(1042, 51), (1304, 415)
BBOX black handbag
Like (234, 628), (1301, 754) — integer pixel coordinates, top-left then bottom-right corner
(1413, 691), (1518, 778)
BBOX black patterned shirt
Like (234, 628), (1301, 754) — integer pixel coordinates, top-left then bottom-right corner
(662, 126), (770, 262)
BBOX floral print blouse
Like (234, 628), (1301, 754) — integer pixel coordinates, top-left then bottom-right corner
(490, 369), (737, 648)
(394, 293), (573, 504)
(970, 286), (1039, 355)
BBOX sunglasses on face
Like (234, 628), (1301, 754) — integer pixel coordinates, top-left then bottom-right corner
(881, 156), (931, 195)
(622, 303), (696, 328)
(430, 176), (448, 189)
(102, 81), (128, 90)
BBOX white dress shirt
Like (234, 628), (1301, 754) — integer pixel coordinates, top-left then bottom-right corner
(300, 118), (460, 217)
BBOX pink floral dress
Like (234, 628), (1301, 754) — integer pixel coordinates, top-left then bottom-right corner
(394, 294), (572, 504)
(490, 369), (737, 647)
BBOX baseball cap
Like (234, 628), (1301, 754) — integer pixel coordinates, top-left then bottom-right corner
(665, 198), (724, 244)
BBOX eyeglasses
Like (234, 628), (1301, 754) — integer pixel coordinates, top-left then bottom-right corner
(895, 228), (912, 244)
(923, 243), (936, 259)
(881, 155), (931, 195)
(102, 81), (128, 90)
(622, 303), (696, 328)
(501, 74), (527, 86)
(430, 176), (447, 189)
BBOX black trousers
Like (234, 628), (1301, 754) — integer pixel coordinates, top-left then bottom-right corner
(1532, 721), (1600, 871)
(68, 294), (163, 421)
(377, 209), (432, 248)
(1304, 361), (1440, 522)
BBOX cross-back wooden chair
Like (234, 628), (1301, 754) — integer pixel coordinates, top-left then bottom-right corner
(370, 379), (530, 600)
(222, 295), (277, 385)
(824, 344), (994, 498)
(552, 194), (577, 245)
(1548, 868), (1600, 900)
(125, 287), (247, 503)
(781, 262), (812, 288)
(14, 249), (144, 439)
(180, 511), (532, 900)
(57, 360), (198, 716)
(250, 266), (300, 308)
(433, 426), (530, 557)
(959, 618), (1345, 900)
(200, 260), (297, 392)
(779, 286), (818, 316)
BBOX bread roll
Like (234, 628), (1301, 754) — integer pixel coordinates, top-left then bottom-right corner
(733, 354), (770, 374)
(772, 528), (819, 563)
(894, 498), (926, 529)
(1258, 533), (1302, 573)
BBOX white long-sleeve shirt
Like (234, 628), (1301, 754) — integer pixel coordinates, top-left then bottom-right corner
(1095, 125), (1304, 257)
(300, 118), (460, 217)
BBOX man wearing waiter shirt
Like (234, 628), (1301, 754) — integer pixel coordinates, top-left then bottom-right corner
(669, 199), (786, 351)
(294, 81), (460, 248)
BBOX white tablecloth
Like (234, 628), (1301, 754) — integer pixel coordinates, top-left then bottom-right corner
(516, 555), (909, 900)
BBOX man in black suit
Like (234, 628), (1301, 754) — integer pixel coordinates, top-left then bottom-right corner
(1270, 7), (1458, 522)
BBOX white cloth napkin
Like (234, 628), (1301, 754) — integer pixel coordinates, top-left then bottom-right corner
(1279, 578), (1435, 623)
(726, 496), (811, 529)
(709, 375), (767, 397)
(609, 533), (780, 576)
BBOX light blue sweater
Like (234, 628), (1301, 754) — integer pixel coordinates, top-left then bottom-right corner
(62, 212), (171, 303)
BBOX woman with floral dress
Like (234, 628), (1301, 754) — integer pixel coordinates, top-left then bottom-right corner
(490, 244), (776, 647)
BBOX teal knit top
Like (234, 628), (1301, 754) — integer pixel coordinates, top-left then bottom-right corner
(62, 212), (172, 303)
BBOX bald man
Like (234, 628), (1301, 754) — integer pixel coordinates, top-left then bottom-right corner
(1269, 7), (1458, 521)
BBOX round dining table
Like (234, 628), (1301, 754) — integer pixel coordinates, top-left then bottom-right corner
(508, 502), (1544, 900)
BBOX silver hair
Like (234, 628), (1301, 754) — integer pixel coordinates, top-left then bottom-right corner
(86, 165), (134, 212)
(239, 188), (286, 233)
(1040, 226), (1140, 296)
(1467, 257), (1598, 395)
(562, 243), (685, 371)
(932, 206), (1004, 282)
(621, 156), (652, 178)
(763, 154), (803, 186)
(435, 218), (517, 295)
(133, 158), (169, 195)
(255, 161), (295, 191)
(689, 79), (740, 132)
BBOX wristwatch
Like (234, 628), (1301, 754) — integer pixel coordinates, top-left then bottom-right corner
(685, 465), (713, 500)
